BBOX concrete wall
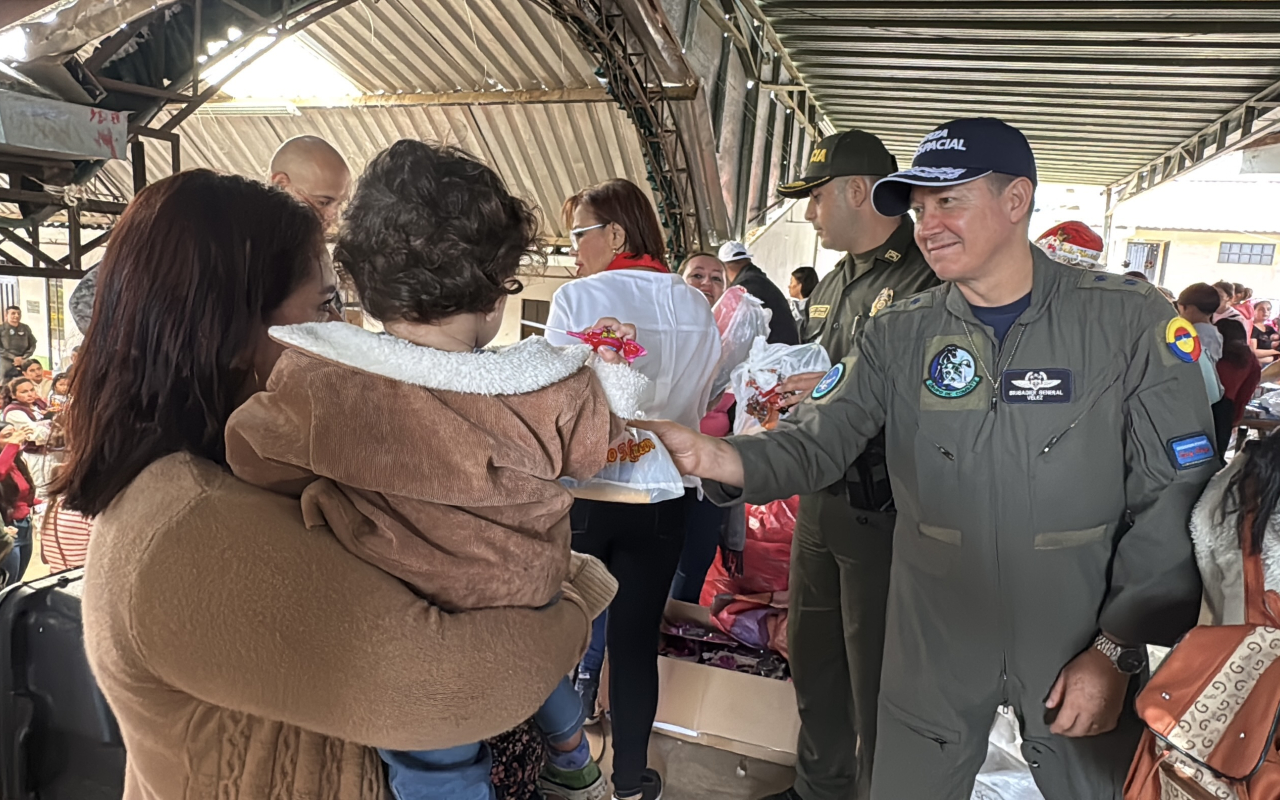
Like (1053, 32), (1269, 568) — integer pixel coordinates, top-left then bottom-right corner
(744, 199), (843, 289)
(1132, 228), (1280, 299)
(492, 257), (576, 346)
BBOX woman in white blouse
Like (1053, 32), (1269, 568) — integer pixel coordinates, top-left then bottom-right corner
(546, 179), (719, 800)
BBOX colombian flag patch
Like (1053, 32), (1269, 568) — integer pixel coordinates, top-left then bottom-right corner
(1165, 317), (1201, 363)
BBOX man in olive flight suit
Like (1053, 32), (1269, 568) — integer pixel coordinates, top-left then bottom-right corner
(765, 130), (940, 800)
(642, 118), (1213, 800)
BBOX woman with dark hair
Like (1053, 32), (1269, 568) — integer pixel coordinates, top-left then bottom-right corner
(0, 423), (36, 586)
(19, 359), (48, 400)
(57, 169), (608, 799)
(788, 266), (819, 328)
(1215, 319), (1262, 444)
(1193, 430), (1280, 625)
(2, 376), (52, 494)
(549, 179), (720, 800)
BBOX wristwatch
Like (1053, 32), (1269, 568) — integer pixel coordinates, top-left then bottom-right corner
(1092, 632), (1146, 675)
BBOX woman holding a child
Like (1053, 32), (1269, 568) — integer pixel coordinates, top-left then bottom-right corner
(60, 166), (618, 799)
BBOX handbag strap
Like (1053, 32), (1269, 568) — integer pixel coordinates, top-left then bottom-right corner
(1240, 506), (1280, 628)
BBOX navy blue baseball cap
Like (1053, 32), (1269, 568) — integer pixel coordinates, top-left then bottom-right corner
(872, 118), (1037, 217)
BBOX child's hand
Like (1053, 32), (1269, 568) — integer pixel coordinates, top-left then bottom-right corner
(587, 318), (637, 342)
(0, 426), (26, 446)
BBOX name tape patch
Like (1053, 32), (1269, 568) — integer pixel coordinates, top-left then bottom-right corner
(809, 304), (831, 319)
(1168, 434), (1216, 470)
(1000, 369), (1073, 404)
(811, 363), (845, 400)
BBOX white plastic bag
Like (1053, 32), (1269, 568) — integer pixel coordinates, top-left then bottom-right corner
(730, 337), (832, 435)
(559, 427), (686, 504)
(1257, 388), (1280, 417)
(971, 706), (1045, 800)
(710, 286), (772, 399)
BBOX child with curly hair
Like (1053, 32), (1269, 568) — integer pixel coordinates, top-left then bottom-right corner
(226, 139), (646, 800)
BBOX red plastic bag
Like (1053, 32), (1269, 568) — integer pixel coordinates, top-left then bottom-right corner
(700, 496), (797, 604)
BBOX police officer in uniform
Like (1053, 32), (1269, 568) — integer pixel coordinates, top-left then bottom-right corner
(764, 130), (939, 800)
(642, 118), (1212, 800)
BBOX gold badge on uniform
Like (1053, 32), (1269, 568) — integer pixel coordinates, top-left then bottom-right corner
(868, 288), (894, 317)
(885, 250), (901, 262)
(809, 304), (830, 319)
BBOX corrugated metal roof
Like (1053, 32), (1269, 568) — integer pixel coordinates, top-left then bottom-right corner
(300, 0), (600, 94)
(760, 0), (1280, 184)
(98, 101), (652, 239)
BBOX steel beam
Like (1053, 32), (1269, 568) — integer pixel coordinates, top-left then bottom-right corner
(286, 88), (640, 106)
(0, 229), (61, 272)
(160, 0), (361, 134)
(0, 264), (88, 281)
(0, 189), (126, 216)
(1112, 75), (1280, 200)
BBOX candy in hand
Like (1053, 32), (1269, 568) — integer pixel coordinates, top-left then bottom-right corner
(571, 327), (648, 364)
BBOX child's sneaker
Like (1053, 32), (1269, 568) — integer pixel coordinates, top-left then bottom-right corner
(612, 769), (662, 800)
(538, 760), (608, 800)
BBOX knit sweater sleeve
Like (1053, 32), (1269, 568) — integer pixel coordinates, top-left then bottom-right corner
(126, 482), (606, 752)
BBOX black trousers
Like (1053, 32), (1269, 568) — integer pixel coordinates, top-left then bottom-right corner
(570, 491), (687, 794)
(1211, 396), (1235, 459)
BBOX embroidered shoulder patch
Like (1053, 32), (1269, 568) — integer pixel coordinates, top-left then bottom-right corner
(1165, 317), (1202, 363)
(811, 362), (845, 400)
(1168, 434), (1216, 470)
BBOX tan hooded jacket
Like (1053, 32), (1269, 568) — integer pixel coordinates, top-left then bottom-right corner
(226, 323), (646, 611)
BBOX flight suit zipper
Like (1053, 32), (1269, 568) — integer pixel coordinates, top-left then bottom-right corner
(963, 321), (1027, 703)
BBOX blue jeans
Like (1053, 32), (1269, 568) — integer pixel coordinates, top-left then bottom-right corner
(670, 494), (729, 604)
(2, 518), (32, 588)
(582, 611), (607, 676)
(381, 676), (583, 799)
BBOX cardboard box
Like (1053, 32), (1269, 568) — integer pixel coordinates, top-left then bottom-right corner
(654, 599), (800, 766)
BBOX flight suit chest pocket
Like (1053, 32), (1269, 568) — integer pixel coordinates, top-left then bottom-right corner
(1030, 359), (1127, 532)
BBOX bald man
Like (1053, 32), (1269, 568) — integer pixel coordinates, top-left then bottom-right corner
(269, 135), (352, 229)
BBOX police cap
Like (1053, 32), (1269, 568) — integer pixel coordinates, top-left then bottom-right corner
(777, 130), (899, 199)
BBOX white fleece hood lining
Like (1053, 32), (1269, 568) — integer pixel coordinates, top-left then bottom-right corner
(270, 322), (647, 418)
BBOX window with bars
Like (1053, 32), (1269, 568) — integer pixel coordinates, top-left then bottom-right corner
(1219, 242), (1275, 265)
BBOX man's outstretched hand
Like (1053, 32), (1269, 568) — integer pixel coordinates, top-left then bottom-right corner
(633, 419), (745, 488)
(777, 371), (827, 409)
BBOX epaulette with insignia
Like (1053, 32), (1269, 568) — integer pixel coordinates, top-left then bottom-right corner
(1077, 271), (1153, 294)
(875, 288), (937, 316)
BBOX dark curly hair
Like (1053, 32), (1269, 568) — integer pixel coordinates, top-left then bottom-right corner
(335, 140), (543, 324)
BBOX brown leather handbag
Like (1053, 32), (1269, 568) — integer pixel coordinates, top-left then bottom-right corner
(1126, 509), (1280, 799)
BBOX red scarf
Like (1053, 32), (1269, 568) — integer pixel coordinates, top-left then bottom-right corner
(604, 252), (669, 273)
